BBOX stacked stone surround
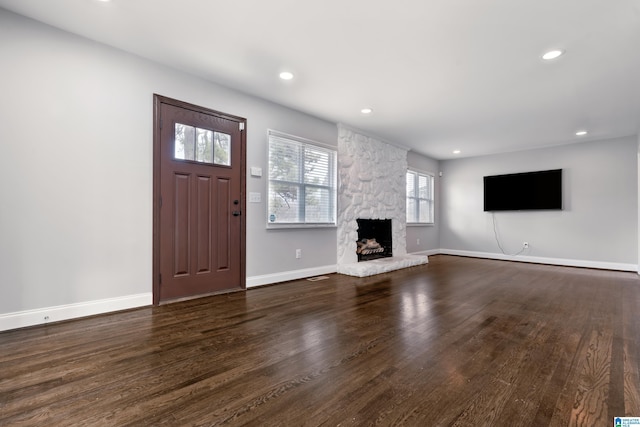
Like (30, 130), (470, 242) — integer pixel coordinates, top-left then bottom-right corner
(336, 125), (427, 276)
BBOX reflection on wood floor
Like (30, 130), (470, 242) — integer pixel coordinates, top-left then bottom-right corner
(1, 255), (639, 426)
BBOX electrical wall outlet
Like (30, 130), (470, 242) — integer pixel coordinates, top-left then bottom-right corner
(295, 249), (302, 259)
(523, 242), (529, 249)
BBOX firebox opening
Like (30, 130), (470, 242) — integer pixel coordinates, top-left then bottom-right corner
(356, 219), (392, 262)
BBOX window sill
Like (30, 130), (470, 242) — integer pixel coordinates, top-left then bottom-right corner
(407, 222), (435, 227)
(266, 223), (338, 230)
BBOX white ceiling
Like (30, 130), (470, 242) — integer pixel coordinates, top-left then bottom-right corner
(1, 0), (639, 159)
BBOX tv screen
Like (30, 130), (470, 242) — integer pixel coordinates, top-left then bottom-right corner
(484, 169), (562, 211)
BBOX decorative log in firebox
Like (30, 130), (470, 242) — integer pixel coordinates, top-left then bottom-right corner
(356, 219), (392, 262)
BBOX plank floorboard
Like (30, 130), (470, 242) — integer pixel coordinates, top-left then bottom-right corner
(1, 255), (639, 426)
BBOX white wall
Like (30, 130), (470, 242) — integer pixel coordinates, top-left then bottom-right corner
(0, 9), (338, 322)
(406, 151), (440, 254)
(440, 136), (638, 270)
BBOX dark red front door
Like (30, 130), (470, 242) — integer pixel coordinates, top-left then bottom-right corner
(154, 96), (245, 303)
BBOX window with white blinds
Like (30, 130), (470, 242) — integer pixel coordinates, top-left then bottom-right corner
(268, 130), (337, 227)
(406, 169), (434, 224)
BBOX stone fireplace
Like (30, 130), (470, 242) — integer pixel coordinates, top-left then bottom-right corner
(336, 125), (428, 277)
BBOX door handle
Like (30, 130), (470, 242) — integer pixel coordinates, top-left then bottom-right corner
(232, 211), (242, 216)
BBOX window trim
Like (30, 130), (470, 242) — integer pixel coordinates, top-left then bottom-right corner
(267, 129), (337, 229)
(406, 168), (435, 226)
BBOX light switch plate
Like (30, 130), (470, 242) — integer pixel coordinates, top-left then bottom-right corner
(250, 167), (263, 177)
(249, 192), (261, 203)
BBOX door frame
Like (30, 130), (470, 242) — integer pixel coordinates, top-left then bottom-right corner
(152, 94), (247, 305)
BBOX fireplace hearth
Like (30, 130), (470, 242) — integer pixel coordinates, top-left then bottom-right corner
(356, 219), (392, 262)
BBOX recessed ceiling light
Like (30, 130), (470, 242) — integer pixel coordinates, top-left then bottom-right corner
(575, 130), (588, 136)
(542, 49), (564, 60)
(279, 71), (294, 80)
(360, 108), (373, 114)
(453, 150), (461, 154)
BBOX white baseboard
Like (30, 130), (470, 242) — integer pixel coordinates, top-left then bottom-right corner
(246, 264), (337, 288)
(0, 293), (152, 332)
(1, 266), (337, 332)
(438, 249), (638, 272)
(410, 249), (441, 257)
(4, 250), (634, 333)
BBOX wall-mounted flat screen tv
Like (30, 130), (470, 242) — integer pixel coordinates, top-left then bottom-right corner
(484, 169), (562, 211)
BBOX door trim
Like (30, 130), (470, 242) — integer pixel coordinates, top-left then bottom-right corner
(152, 94), (247, 305)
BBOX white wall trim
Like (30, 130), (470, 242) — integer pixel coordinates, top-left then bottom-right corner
(0, 293), (152, 332)
(637, 133), (640, 275)
(247, 265), (337, 288)
(3, 248), (634, 332)
(438, 249), (638, 272)
(410, 249), (441, 256)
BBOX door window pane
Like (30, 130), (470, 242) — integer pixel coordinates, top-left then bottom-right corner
(195, 128), (213, 163)
(175, 123), (196, 161)
(214, 132), (231, 166)
(175, 123), (231, 166)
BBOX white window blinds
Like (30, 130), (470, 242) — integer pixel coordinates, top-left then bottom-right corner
(268, 130), (337, 226)
(406, 170), (434, 224)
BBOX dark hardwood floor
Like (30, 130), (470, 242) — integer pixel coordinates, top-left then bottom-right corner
(1, 255), (639, 426)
